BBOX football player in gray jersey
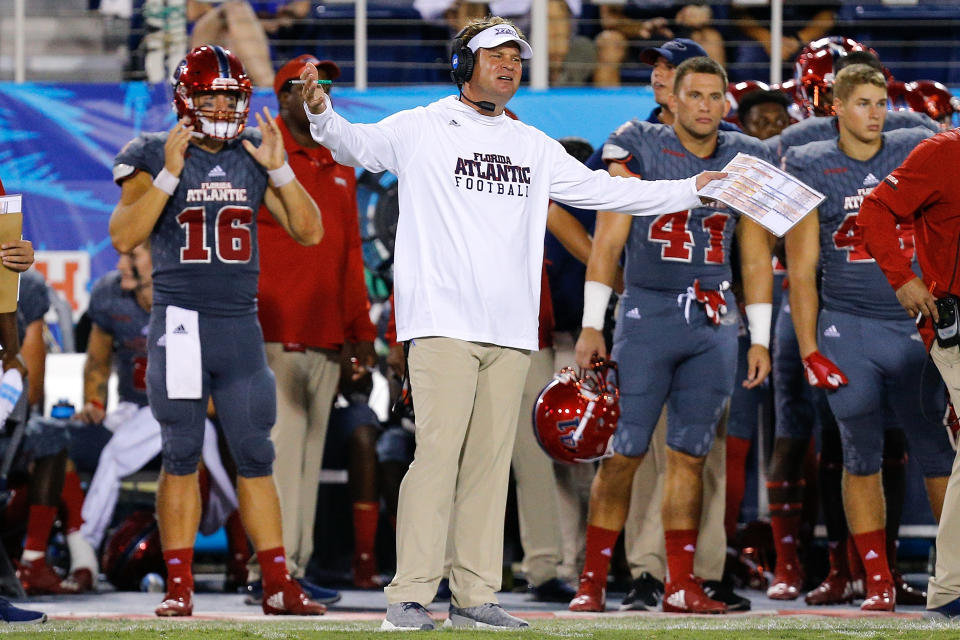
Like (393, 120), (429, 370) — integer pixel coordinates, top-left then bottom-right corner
(571, 56), (774, 615)
(784, 64), (953, 612)
(110, 45), (323, 617)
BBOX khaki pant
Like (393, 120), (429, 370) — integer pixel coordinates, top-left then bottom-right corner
(385, 337), (530, 607)
(624, 406), (728, 582)
(551, 331), (595, 581)
(251, 344), (340, 579)
(927, 342), (960, 608)
(511, 348), (563, 586)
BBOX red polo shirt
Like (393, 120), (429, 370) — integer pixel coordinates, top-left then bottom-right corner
(860, 129), (960, 348)
(257, 116), (376, 349)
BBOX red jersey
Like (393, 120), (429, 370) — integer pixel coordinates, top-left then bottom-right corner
(257, 116), (376, 349)
(859, 129), (960, 347)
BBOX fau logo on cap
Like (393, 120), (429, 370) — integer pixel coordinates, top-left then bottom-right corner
(495, 27), (517, 37)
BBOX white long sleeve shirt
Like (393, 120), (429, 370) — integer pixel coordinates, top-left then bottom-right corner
(306, 96), (702, 350)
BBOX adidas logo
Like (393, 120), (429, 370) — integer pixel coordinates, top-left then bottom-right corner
(823, 325), (840, 338)
(683, 544), (696, 553)
(334, 176), (347, 187)
(666, 590), (686, 610)
(863, 172), (879, 187)
(910, 333), (923, 342)
(865, 549), (879, 560)
(266, 592), (285, 611)
(173, 324), (188, 335)
(448, 119), (460, 127)
(626, 307), (641, 320)
(600, 547), (612, 558)
(208, 164), (226, 177)
(781, 535), (795, 544)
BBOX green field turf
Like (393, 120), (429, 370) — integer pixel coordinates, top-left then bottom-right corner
(4, 617), (960, 639)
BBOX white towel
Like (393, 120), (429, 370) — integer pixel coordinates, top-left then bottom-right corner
(165, 305), (202, 399)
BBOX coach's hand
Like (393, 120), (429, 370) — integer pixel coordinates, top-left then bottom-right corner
(575, 327), (607, 370)
(300, 63), (328, 115)
(896, 277), (939, 322)
(801, 351), (849, 390)
(695, 171), (728, 192)
(164, 117), (192, 176)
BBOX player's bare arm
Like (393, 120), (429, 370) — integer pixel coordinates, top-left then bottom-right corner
(546, 202), (593, 266)
(784, 210), (822, 359)
(247, 106), (323, 246)
(109, 118), (192, 252)
(737, 216), (774, 388)
(78, 324), (113, 424)
(576, 162), (634, 369)
(1, 239), (33, 272)
(0, 311), (24, 376)
(896, 277), (939, 322)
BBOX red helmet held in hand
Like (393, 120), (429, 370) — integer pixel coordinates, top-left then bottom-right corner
(533, 360), (620, 464)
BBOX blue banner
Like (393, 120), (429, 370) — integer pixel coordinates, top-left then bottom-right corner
(0, 82), (655, 315)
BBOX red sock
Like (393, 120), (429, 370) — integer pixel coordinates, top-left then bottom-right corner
(257, 546), (291, 592)
(60, 470), (85, 534)
(852, 530), (893, 587)
(724, 435), (752, 540)
(23, 505), (57, 555)
(224, 510), (250, 563)
(769, 507), (801, 577)
(353, 501), (379, 560)
(664, 528), (698, 583)
(846, 536), (865, 581)
(163, 547), (194, 591)
(582, 525), (619, 582)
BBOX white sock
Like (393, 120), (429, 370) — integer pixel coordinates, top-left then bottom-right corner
(66, 531), (98, 573)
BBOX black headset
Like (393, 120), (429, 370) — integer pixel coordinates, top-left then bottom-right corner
(450, 26), (475, 88)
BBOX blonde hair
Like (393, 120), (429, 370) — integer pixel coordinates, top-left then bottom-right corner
(833, 64), (887, 103)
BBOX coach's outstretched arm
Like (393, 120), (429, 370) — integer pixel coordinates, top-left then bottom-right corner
(300, 64), (405, 174)
(548, 144), (726, 217)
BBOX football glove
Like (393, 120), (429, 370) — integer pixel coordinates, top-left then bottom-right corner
(801, 351), (849, 390)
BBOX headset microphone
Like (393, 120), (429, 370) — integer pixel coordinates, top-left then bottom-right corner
(459, 93), (496, 112)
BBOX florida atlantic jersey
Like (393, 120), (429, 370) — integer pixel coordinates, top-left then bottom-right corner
(769, 110), (938, 163)
(17, 270), (49, 344)
(87, 272), (150, 407)
(783, 128), (932, 319)
(113, 130), (268, 316)
(602, 121), (773, 292)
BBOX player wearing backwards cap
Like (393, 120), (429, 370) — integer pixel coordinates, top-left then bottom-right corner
(300, 16), (726, 630)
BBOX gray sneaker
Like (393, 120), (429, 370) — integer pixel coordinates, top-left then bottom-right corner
(380, 602), (436, 631)
(443, 603), (529, 629)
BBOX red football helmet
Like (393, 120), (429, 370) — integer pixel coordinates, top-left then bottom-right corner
(725, 80), (771, 126)
(533, 360), (620, 464)
(906, 80), (960, 128)
(795, 36), (866, 65)
(101, 509), (165, 591)
(173, 45), (252, 140)
(794, 37), (876, 117)
(770, 79), (805, 123)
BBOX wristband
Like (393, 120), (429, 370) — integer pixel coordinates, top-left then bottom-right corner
(86, 398), (105, 411)
(745, 302), (772, 348)
(267, 161), (295, 188)
(153, 168), (180, 196)
(582, 281), (613, 331)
